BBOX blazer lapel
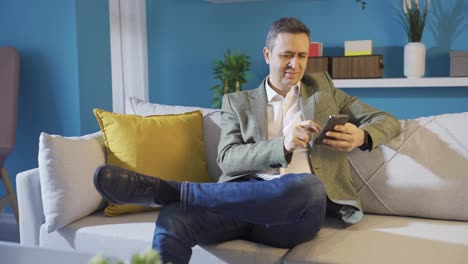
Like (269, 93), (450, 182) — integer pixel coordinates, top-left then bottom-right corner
(300, 80), (316, 122)
(249, 81), (268, 142)
(300, 79), (322, 145)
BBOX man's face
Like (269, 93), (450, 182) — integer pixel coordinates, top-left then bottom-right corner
(263, 32), (309, 92)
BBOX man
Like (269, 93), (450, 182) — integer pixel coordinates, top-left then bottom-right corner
(94, 17), (400, 264)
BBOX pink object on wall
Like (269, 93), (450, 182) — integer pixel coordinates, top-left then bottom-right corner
(0, 47), (20, 167)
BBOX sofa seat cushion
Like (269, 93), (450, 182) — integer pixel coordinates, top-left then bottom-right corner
(39, 211), (288, 263)
(284, 214), (468, 264)
(39, 211), (156, 260)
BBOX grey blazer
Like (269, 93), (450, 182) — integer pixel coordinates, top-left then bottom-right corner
(217, 72), (400, 210)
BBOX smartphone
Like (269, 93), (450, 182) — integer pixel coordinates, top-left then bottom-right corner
(314, 114), (350, 144)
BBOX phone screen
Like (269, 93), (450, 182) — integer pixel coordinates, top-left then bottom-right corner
(314, 114), (349, 144)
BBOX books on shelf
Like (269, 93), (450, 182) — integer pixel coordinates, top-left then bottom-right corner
(308, 42), (323, 57)
(344, 40), (373, 56)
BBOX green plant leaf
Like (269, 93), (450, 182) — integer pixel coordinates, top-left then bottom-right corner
(90, 249), (166, 264)
(89, 255), (111, 264)
(210, 84), (221, 91)
(210, 48), (252, 106)
(396, 0), (432, 42)
(212, 98), (221, 108)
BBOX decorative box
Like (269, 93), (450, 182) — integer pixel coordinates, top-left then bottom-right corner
(308, 42), (323, 57)
(344, 40), (373, 56)
(330, 55), (384, 79)
(450, 51), (468, 77)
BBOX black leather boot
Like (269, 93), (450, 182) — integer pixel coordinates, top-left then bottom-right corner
(93, 165), (179, 207)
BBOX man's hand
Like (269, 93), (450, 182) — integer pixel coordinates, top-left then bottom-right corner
(284, 120), (321, 153)
(322, 123), (365, 152)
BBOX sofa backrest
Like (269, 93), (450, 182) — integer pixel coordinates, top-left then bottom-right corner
(347, 111), (468, 221)
(126, 97), (468, 222)
(125, 97), (222, 181)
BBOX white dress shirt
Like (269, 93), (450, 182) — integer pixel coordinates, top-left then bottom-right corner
(256, 78), (312, 180)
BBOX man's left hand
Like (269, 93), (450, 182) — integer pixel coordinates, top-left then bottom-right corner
(321, 123), (365, 152)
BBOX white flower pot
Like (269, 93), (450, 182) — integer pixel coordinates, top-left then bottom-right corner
(404, 42), (426, 78)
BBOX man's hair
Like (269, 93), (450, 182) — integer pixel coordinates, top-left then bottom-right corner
(265, 17), (310, 50)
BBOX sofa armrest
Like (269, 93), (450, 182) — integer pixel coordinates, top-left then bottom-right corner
(16, 168), (44, 246)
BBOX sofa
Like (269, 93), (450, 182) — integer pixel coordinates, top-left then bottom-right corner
(17, 97), (468, 263)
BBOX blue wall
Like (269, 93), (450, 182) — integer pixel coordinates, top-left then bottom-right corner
(75, 0), (113, 134)
(147, 0), (468, 118)
(0, 0), (111, 210)
(0, 0), (466, 213)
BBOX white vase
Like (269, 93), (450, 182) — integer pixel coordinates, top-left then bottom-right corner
(404, 42), (426, 78)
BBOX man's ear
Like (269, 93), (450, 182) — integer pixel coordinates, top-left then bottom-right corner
(263, 47), (270, 64)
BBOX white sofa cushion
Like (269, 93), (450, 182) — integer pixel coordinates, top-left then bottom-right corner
(39, 211), (288, 263)
(284, 214), (468, 264)
(125, 97), (222, 181)
(125, 96), (218, 117)
(38, 132), (106, 232)
(348, 112), (468, 221)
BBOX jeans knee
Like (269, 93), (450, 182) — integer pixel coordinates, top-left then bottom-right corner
(282, 173), (327, 212)
(305, 174), (326, 203)
(284, 173), (324, 194)
(156, 204), (191, 238)
(154, 204), (193, 263)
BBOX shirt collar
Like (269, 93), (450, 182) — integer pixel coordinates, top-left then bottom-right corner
(265, 76), (301, 103)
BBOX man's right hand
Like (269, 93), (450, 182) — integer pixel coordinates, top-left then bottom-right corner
(284, 120), (321, 153)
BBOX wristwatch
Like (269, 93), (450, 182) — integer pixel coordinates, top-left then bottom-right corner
(359, 130), (373, 151)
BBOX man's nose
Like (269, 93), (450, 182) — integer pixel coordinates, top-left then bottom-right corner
(288, 57), (297, 68)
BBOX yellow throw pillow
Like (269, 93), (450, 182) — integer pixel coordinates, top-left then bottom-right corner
(93, 109), (212, 216)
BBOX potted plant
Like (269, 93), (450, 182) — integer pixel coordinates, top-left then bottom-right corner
(89, 248), (167, 264)
(210, 49), (251, 108)
(396, 0), (432, 78)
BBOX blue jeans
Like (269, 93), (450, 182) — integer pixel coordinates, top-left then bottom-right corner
(152, 173), (327, 264)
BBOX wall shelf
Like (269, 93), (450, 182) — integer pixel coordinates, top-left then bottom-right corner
(203, 0), (263, 3)
(333, 77), (468, 88)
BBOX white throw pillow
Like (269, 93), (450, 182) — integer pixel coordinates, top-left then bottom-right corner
(126, 97), (222, 181)
(348, 112), (468, 221)
(38, 132), (106, 232)
(126, 96), (219, 117)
